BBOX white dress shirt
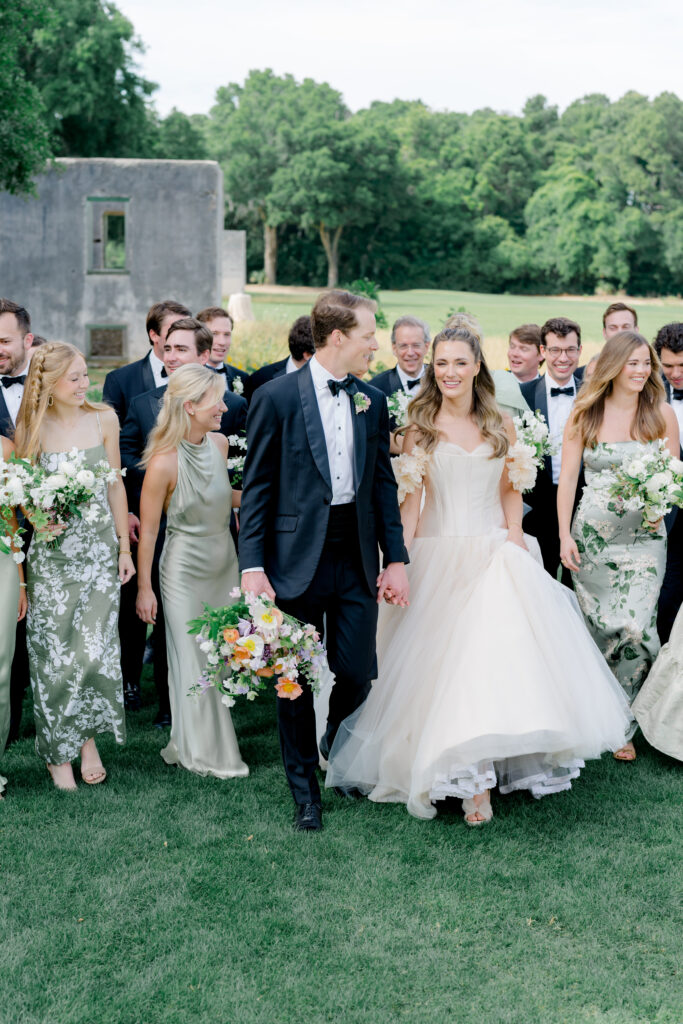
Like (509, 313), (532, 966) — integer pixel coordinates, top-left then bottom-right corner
(285, 355), (298, 374)
(397, 365), (425, 392)
(545, 372), (577, 485)
(2, 355), (31, 425)
(309, 354), (355, 505)
(149, 349), (167, 390)
(669, 386), (683, 441)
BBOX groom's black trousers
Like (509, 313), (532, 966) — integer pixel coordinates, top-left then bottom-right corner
(277, 503), (378, 806)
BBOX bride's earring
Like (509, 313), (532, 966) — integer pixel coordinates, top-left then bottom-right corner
(47, 395), (53, 407)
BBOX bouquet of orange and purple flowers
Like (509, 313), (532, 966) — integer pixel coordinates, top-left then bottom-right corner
(188, 589), (327, 706)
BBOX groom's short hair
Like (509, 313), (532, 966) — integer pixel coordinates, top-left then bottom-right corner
(311, 290), (376, 349)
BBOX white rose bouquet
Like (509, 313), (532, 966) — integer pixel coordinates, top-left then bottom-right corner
(0, 455), (33, 560)
(22, 448), (123, 548)
(226, 433), (248, 488)
(507, 411), (557, 493)
(187, 590), (327, 705)
(386, 389), (411, 429)
(593, 440), (683, 529)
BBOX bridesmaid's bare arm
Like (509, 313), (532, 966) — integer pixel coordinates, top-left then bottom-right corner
(136, 452), (176, 625)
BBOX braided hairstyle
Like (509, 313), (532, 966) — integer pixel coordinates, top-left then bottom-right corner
(14, 342), (106, 460)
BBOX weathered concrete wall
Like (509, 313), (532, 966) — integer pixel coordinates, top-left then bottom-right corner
(0, 159), (223, 359)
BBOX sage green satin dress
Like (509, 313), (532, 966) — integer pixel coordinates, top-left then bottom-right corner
(571, 441), (667, 736)
(159, 437), (248, 778)
(0, 551), (19, 795)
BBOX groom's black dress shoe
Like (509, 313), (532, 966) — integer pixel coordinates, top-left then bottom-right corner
(294, 802), (323, 832)
(153, 710), (171, 729)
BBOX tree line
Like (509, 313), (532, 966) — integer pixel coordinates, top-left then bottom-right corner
(5, 0), (683, 296)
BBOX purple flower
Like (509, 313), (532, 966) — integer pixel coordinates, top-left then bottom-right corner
(237, 618), (252, 636)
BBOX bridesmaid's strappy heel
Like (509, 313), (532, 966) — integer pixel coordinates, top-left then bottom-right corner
(462, 795), (493, 826)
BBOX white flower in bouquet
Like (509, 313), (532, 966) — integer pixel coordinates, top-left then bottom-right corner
(387, 389), (411, 428)
(646, 471), (673, 496)
(507, 442), (538, 492)
(60, 461), (77, 478)
(221, 694), (236, 708)
(45, 472), (68, 490)
(76, 469), (96, 488)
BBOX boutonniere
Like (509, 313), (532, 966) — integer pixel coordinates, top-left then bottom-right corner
(231, 377), (244, 396)
(353, 392), (371, 415)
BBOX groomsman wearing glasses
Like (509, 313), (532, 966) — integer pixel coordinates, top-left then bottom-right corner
(0, 299), (33, 744)
(654, 322), (683, 643)
(520, 317), (585, 585)
(371, 316), (430, 451)
(196, 307), (249, 397)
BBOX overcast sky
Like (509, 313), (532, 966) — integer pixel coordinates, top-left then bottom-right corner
(117, 0), (682, 118)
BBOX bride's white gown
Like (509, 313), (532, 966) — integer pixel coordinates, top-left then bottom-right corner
(326, 441), (633, 819)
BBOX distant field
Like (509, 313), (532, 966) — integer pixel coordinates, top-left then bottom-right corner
(244, 286), (683, 372)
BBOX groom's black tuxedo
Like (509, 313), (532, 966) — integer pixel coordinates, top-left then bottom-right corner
(239, 361), (408, 806)
(520, 369), (585, 585)
(657, 380), (683, 642)
(0, 390), (15, 440)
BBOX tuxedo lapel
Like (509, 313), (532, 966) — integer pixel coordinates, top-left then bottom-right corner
(141, 353), (155, 393)
(534, 378), (553, 480)
(298, 365), (332, 492)
(390, 367), (402, 393)
(351, 390), (367, 488)
(0, 388), (13, 438)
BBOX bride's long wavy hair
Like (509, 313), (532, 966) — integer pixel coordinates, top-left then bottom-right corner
(570, 331), (666, 449)
(401, 328), (509, 457)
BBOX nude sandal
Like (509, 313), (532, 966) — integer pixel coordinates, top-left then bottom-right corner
(462, 795), (493, 826)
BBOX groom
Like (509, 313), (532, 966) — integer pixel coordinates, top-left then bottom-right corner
(239, 289), (409, 831)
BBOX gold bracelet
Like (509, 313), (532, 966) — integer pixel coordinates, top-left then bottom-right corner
(119, 549), (132, 556)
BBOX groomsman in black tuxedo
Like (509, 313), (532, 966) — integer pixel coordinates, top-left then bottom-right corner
(654, 322), (683, 642)
(521, 317), (585, 585)
(120, 318), (247, 725)
(371, 316), (430, 444)
(0, 299), (34, 742)
(239, 290), (409, 832)
(196, 307), (249, 397)
(602, 301), (637, 340)
(103, 299), (191, 425)
(244, 315), (315, 401)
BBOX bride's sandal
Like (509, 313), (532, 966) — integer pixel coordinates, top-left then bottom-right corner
(613, 742), (637, 762)
(462, 795), (493, 826)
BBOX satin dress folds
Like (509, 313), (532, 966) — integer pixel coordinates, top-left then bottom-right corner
(0, 550), (19, 795)
(327, 442), (633, 819)
(159, 437), (248, 779)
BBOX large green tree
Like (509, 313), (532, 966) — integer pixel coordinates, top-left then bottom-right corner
(20, 0), (158, 158)
(0, 0), (53, 194)
(206, 69), (346, 283)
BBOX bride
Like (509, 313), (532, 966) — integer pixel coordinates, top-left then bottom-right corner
(326, 327), (633, 825)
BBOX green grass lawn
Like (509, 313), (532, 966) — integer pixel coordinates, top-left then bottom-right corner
(248, 286), (683, 357)
(2, 676), (681, 1024)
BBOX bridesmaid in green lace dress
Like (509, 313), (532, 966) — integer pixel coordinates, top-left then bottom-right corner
(0, 437), (28, 798)
(558, 331), (679, 762)
(136, 364), (247, 779)
(15, 343), (134, 791)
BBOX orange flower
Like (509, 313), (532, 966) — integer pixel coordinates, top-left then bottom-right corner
(256, 667), (274, 677)
(233, 648), (251, 661)
(275, 677), (303, 700)
(223, 628), (240, 644)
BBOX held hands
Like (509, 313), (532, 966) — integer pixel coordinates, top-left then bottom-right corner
(128, 512), (140, 544)
(136, 586), (157, 625)
(118, 553), (136, 585)
(377, 562), (410, 607)
(241, 571), (276, 601)
(560, 535), (581, 572)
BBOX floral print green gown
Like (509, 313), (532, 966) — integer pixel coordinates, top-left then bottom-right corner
(27, 442), (125, 763)
(571, 442), (666, 727)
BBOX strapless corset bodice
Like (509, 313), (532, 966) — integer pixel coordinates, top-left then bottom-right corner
(415, 442), (506, 538)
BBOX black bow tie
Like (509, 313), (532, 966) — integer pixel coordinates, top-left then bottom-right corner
(213, 363), (228, 375)
(1, 375), (26, 388)
(550, 386), (574, 398)
(160, 367), (168, 379)
(406, 377), (422, 390)
(327, 375), (357, 397)
(672, 388), (683, 401)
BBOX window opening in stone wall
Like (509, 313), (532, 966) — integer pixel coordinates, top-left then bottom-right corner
(88, 325), (125, 358)
(88, 198), (129, 273)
